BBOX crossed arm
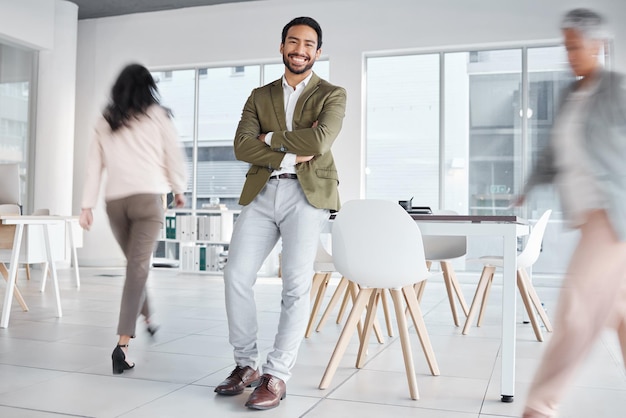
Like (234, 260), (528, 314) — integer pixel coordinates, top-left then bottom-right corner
(234, 87), (347, 169)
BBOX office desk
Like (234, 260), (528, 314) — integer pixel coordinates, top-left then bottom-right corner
(0, 215), (80, 328)
(410, 214), (529, 402)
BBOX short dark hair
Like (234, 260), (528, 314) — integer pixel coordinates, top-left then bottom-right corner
(281, 16), (322, 50)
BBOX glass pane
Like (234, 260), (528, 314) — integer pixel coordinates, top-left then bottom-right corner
(151, 69), (194, 208)
(0, 43), (36, 212)
(467, 50), (522, 217)
(527, 46), (577, 273)
(365, 54), (440, 208)
(196, 65), (261, 209)
(263, 60), (330, 84)
(444, 49), (522, 268)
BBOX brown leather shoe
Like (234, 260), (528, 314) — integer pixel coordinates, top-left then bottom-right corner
(214, 366), (260, 396)
(245, 374), (286, 410)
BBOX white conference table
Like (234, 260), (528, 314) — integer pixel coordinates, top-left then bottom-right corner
(0, 215), (81, 329)
(410, 214), (529, 402)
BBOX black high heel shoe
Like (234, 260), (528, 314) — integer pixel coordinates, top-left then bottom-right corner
(146, 324), (159, 337)
(112, 344), (135, 375)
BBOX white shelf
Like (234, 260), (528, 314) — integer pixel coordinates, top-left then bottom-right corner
(157, 212), (233, 274)
(165, 208), (240, 215)
(162, 239), (230, 245)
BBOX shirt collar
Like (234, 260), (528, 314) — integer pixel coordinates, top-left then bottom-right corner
(282, 72), (314, 91)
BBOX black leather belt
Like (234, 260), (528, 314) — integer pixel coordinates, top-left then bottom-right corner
(270, 173), (298, 180)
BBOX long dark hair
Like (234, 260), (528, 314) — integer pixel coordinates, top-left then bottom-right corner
(103, 63), (160, 131)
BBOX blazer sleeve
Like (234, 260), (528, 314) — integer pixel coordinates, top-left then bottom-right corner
(234, 89), (288, 170)
(522, 140), (558, 196)
(269, 86), (347, 156)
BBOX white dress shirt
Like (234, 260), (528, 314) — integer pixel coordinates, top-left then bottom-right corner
(264, 72), (314, 176)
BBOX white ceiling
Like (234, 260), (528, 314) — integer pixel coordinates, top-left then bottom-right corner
(68, 0), (262, 20)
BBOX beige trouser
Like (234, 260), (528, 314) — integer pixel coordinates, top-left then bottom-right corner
(524, 210), (626, 417)
(106, 194), (164, 337)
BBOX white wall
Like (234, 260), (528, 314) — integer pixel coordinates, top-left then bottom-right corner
(0, 0), (55, 50)
(1, 0), (78, 268)
(74, 0), (626, 265)
(34, 1), (78, 217)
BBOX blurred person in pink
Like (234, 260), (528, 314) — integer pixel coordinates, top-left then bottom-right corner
(516, 8), (626, 418)
(79, 63), (187, 374)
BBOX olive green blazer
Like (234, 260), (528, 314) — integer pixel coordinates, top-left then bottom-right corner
(234, 72), (347, 211)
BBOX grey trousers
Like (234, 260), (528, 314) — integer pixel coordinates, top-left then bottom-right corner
(106, 194), (164, 337)
(224, 178), (329, 381)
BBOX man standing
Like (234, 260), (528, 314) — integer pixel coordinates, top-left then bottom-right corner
(214, 17), (346, 410)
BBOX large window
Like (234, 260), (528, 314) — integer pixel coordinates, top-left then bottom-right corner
(366, 54), (440, 208)
(152, 60), (330, 210)
(366, 46), (578, 273)
(0, 42), (37, 211)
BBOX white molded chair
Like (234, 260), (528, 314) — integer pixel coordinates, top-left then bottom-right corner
(0, 163), (21, 210)
(306, 240), (386, 342)
(319, 200), (439, 400)
(420, 210), (469, 326)
(462, 209), (553, 341)
(0, 204), (29, 311)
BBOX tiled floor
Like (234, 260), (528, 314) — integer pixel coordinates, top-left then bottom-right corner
(0, 267), (624, 417)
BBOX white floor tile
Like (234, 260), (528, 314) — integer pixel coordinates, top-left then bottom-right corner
(0, 268), (623, 417)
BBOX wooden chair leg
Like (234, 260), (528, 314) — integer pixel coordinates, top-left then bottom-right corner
(348, 281), (366, 340)
(417, 261), (432, 304)
(336, 280), (353, 324)
(517, 270), (543, 342)
(25, 264), (31, 281)
(316, 276), (349, 332)
(306, 273), (331, 338)
(319, 288), (373, 390)
(415, 280), (427, 303)
(462, 266), (495, 335)
(476, 271), (494, 327)
(346, 282), (384, 343)
(443, 261), (469, 316)
(520, 268), (553, 332)
(370, 303), (385, 344)
(403, 284), (439, 376)
(356, 289), (381, 368)
(441, 261), (460, 326)
(390, 288), (419, 400)
(380, 288), (394, 337)
(0, 263), (29, 312)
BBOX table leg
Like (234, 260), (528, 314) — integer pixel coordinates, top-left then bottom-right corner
(500, 227), (518, 402)
(43, 224), (62, 318)
(68, 220), (80, 288)
(1, 224), (24, 328)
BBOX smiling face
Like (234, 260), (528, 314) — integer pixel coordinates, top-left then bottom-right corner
(280, 24), (321, 76)
(563, 28), (602, 78)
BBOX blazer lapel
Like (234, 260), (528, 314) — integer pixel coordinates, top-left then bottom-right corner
(269, 79), (287, 131)
(293, 72), (321, 122)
